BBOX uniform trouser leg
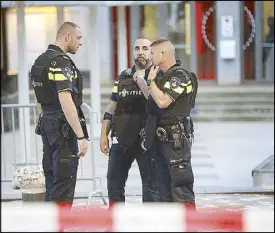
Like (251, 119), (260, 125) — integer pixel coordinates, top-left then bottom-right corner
(142, 143), (161, 202)
(107, 144), (134, 205)
(41, 117), (79, 208)
(153, 140), (173, 202)
(135, 143), (155, 202)
(154, 139), (196, 205)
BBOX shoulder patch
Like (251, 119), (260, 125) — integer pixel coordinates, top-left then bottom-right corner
(62, 67), (74, 81)
(170, 77), (181, 89)
(50, 60), (57, 67)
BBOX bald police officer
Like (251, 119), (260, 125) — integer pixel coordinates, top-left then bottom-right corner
(146, 37), (198, 207)
(100, 37), (156, 207)
(31, 22), (88, 208)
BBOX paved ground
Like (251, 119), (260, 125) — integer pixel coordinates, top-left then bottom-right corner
(2, 194), (273, 211)
(1, 122), (274, 199)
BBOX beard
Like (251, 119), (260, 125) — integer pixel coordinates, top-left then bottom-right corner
(134, 57), (150, 69)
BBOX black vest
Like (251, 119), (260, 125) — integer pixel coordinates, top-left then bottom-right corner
(30, 49), (83, 109)
(156, 61), (198, 124)
(113, 66), (151, 148)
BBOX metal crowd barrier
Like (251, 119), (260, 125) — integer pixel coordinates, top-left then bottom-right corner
(1, 103), (107, 205)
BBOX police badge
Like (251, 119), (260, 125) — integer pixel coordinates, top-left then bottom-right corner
(170, 77), (181, 89)
(62, 67), (74, 81)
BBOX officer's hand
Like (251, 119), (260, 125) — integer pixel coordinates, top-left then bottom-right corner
(133, 69), (145, 82)
(148, 66), (159, 80)
(100, 135), (109, 156)
(78, 139), (88, 157)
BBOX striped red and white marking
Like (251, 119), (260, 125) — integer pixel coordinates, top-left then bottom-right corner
(2, 203), (274, 232)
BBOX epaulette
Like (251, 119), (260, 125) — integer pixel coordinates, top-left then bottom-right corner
(62, 55), (70, 60)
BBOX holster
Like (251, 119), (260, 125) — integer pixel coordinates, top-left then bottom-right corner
(142, 115), (158, 152)
(35, 112), (43, 135)
(58, 108), (90, 140)
(78, 107), (90, 140)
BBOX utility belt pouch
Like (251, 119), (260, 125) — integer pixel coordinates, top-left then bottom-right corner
(170, 124), (184, 149)
(182, 117), (194, 142)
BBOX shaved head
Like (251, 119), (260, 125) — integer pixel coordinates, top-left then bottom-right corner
(55, 21), (82, 54)
(150, 37), (175, 56)
(150, 37), (176, 68)
(56, 21), (79, 40)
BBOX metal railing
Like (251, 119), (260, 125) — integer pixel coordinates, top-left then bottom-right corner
(1, 103), (107, 205)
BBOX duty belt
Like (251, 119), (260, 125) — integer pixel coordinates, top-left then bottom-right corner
(156, 117), (194, 145)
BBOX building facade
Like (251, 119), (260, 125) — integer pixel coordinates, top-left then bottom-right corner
(1, 1), (274, 90)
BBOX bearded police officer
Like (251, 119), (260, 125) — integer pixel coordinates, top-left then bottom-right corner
(31, 22), (88, 208)
(100, 37), (155, 207)
(145, 38), (198, 207)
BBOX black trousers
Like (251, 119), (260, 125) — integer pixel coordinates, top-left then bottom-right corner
(107, 139), (154, 205)
(41, 110), (79, 208)
(150, 137), (196, 205)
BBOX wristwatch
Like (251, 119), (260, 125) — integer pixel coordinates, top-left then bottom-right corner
(77, 136), (85, 140)
(147, 78), (155, 86)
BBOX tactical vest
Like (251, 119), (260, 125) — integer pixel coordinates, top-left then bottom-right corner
(114, 67), (150, 148)
(156, 62), (198, 120)
(30, 49), (83, 108)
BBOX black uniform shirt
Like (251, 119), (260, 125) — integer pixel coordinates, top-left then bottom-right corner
(162, 63), (193, 102)
(47, 44), (77, 93)
(43, 44), (79, 110)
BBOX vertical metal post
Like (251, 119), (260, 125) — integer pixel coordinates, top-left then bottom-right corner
(190, 1), (197, 75)
(130, 5), (140, 67)
(16, 1), (30, 163)
(117, 6), (128, 73)
(87, 6), (101, 138)
(57, 6), (64, 28)
(159, 4), (168, 38)
(255, 1), (263, 82)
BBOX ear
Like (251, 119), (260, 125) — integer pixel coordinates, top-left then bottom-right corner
(65, 33), (70, 42)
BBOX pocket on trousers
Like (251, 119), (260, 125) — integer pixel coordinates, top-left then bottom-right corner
(170, 160), (194, 186)
(57, 158), (78, 179)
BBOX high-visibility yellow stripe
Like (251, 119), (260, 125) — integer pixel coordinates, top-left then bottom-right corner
(164, 81), (170, 89)
(112, 86), (118, 93)
(48, 73), (67, 81)
(73, 71), (78, 79)
(49, 67), (62, 72)
(186, 85), (192, 94)
(180, 80), (192, 87)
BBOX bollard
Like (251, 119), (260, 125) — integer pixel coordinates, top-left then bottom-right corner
(12, 165), (45, 202)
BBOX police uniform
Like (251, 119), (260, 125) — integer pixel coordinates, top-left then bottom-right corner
(31, 44), (83, 207)
(107, 65), (154, 205)
(147, 60), (198, 206)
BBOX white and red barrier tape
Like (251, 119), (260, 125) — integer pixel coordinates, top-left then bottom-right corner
(2, 203), (274, 232)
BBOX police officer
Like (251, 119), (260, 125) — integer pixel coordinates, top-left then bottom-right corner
(100, 37), (155, 207)
(31, 22), (88, 208)
(145, 37), (198, 207)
